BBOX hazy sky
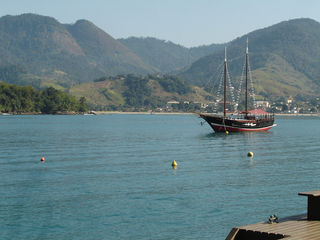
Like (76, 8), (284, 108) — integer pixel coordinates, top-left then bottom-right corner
(1, 0), (320, 47)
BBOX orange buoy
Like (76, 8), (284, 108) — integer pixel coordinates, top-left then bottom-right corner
(40, 157), (45, 162)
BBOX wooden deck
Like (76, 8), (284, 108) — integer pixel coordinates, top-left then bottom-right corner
(226, 214), (320, 239)
(226, 191), (320, 240)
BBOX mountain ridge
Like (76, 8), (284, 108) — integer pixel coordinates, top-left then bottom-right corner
(118, 36), (224, 73)
(0, 14), (320, 105)
(180, 18), (320, 98)
(0, 13), (155, 88)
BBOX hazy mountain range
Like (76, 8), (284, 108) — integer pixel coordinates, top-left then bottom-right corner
(1, 13), (320, 107)
(0, 13), (152, 89)
(118, 37), (223, 72)
(0, 13), (222, 90)
(180, 18), (320, 97)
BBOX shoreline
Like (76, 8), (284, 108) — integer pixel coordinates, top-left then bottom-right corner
(1, 111), (319, 117)
(91, 111), (319, 117)
(91, 111), (195, 115)
(0, 111), (195, 116)
(274, 113), (319, 117)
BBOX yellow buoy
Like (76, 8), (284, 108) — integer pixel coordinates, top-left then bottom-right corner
(172, 160), (178, 167)
(247, 152), (254, 157)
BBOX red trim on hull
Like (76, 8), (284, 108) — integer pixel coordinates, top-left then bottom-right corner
(212, 124), (274, 132)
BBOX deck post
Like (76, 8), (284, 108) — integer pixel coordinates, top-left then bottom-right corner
(298, 190), (320, 220)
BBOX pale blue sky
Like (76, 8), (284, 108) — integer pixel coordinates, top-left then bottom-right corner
(1, 0), (320, 47)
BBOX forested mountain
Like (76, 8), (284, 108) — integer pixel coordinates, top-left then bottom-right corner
(66, 20), (154, 76)
(0, 14), (154, 89)
(1, 14), (320, 102)
(180, 18), (320, 97)
(118, 37), (223, 72)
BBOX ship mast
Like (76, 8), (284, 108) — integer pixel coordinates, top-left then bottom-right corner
(224, 47), (227, 118)
(245, 38), (249, 117)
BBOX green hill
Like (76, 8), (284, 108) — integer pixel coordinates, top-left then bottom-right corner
(0, 14), (154, 89)
(69, 74), (210, 110)
(66, 20), (154, 76)
(119, 37), (223, 72)
(180, 18), (320, 98)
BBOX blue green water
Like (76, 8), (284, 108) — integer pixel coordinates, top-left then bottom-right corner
(1, 114), (320, 239)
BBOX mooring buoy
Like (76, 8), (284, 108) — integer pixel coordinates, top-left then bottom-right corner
(172, 160), (178, 168)
(247, 152), (254, 157)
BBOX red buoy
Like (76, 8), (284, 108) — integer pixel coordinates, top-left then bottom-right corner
(41, 157), (45, 162)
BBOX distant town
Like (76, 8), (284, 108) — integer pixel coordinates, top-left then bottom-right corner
(162, 97), (320, 114)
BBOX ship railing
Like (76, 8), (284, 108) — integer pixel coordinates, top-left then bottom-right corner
(253, 113), (274, 120)
(225, 113), (274, 121)
(232, 113), (274, 121)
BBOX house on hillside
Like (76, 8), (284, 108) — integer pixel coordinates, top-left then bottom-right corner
(194, 102), (208, 109)
(255, 100), (270, 109)
(166, 100), (180, 111)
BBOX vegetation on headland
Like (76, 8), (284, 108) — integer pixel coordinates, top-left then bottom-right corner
(1, 78), (320, 115)
(70, 74), (320, 114)
(70, 74), (200, 112)
(0, 83), (87, 114)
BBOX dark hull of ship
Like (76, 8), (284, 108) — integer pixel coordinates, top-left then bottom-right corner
(200, 114), (275, 132)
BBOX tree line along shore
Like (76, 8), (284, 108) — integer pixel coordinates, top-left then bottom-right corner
(1, 82), (319, 116)
(0, 83), (87, 114)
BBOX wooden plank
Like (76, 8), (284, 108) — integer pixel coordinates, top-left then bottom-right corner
(285, 228), (320, 240)
(304, 230), (320, 239)
(236, 219), (320, 239)
(241, 221), (306, 234)
(286, 227), (319, 237)
(266, 221), (318, 235)
(276, 221), (320, 234)
(238, 214), (306, 232)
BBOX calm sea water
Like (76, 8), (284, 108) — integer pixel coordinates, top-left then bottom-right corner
(1, 114), (320, 239)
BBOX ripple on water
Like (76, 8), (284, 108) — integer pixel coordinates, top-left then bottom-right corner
(1, 115), (320, 239)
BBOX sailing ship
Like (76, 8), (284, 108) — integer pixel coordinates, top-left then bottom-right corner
(200, 40), (275, 132)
